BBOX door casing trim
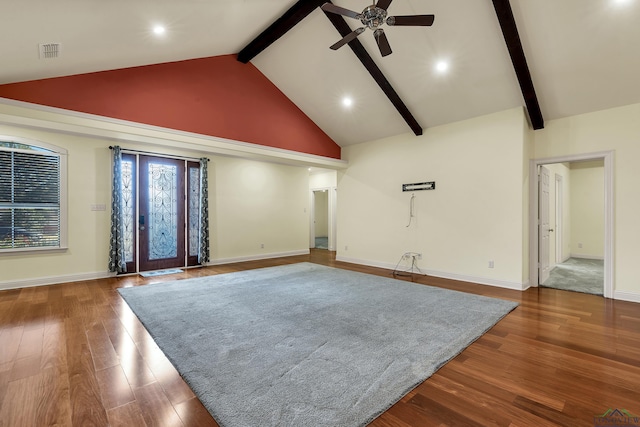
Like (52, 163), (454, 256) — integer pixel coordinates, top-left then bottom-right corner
(529, 151), (614, 298)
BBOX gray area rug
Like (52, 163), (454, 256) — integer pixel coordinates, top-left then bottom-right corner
(541, 257), (604, 295)
(118, 263), (518, 427)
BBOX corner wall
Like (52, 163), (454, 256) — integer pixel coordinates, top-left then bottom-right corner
(337, 107), (529, 290)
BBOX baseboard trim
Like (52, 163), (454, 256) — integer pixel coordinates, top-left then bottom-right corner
(335, 255), (529, 291)
(569, 254), (605, 260)
(614, 290), (640, 303)
(207, 250), (310, 266)
(0, 271), (114, 291)
(335, 255), (401, 273)
(2, 250), (311, 290)
(425, 269), (529, 291)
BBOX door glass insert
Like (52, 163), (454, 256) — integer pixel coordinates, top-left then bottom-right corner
(188, 166), (200, 257)
(122, 158), (135, 263)
(148, 163), (178, 260)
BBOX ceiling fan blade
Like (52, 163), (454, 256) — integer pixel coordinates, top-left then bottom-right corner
(386, 15), (435, 26)
(376, 0), (393, 11)
(321, 3), (361, 20)
(374, 28), (392, 57)
(330, 27), (366, 50)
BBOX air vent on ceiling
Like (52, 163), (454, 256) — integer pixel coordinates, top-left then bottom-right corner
(39, 43), (61, 59)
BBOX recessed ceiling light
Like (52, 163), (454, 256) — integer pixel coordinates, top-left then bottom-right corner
(153, 25), (166, 36)
(435, 60), (449, 74)
(342, 97), (353, 108)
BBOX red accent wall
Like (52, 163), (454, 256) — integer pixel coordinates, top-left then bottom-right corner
(0, 55), (341, 159)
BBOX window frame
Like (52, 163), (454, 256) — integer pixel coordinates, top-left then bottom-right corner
(0, 135), (68, 254)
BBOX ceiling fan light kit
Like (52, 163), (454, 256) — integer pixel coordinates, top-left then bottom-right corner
(321, 0), (434, 57)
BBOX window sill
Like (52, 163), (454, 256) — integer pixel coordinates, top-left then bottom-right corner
(0, 246), (69, 256)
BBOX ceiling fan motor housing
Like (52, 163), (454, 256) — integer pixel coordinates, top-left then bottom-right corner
(360, 6), (387, 29)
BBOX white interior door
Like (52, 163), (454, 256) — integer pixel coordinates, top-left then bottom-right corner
(555, 174), (563, 264)
(539, 166), (551, 284)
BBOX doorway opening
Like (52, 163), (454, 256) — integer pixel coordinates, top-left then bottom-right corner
(312, 190), (329, 249)
(309, 187), (336, 251)
(529, 152), (613, 298)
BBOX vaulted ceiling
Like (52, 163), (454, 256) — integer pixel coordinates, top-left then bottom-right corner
(1, 0), (639, 147)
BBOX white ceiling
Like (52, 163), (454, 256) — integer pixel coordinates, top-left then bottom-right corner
(1, 0), (639, 147)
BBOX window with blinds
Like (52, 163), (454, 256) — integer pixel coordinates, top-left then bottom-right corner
(0, 141), (63, 250)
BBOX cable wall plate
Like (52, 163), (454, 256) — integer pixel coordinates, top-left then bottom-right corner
(402, 181), (435, 192)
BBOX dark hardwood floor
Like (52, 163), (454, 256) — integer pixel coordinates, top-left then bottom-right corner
(1, 250), (639, 426)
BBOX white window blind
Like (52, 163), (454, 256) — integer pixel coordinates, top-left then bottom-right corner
(0, 144), (61, 250)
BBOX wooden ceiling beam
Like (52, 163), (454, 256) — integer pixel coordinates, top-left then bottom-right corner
(491, 0), (544, 130)
(323, 7), (423, 136)
(237, 0), (326, 64)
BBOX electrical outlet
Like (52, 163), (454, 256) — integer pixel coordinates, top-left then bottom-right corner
(344, 245), (348, 251)
(260, 243), (264, 249)
(578, 243), (583, 248)
(488, 260), (494, 268)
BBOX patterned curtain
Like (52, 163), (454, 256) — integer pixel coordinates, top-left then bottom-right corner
(198, 158), (210, 264)
(108, 146), (127, 273)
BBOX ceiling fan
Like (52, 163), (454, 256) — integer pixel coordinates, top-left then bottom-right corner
(321, 1), (435, 57)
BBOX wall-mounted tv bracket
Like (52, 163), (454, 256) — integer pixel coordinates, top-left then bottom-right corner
(402, 181), (435, 192)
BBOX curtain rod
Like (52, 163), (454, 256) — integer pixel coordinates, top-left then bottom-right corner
(108, 146), (209, 161)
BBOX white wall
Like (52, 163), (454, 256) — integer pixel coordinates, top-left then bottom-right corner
(569, 160), (604, 259)
(210, 157), (309, 262)
(522, 121), (534, 282)
(533, 102), (640, 296)
(337, 107), (529, 290)
(0, 118), (310, 287)
(309, 170), (337, 189)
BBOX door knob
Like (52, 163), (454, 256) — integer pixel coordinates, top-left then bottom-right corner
(549, 228), (554, 232)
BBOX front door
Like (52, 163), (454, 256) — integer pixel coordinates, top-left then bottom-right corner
(138, 155), (185, 271)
